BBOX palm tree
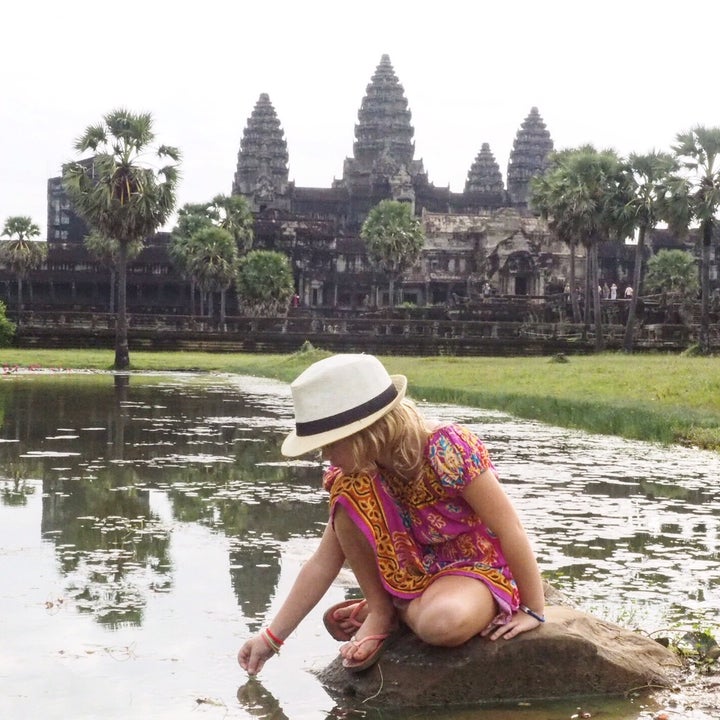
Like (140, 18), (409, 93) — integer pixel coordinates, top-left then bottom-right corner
(645, 249), (699, 296)
(62, 108), (180, 369)
(569, 148), (632, 350)
(620, 151), (677, 352)
(169, 203), (215, 316)
(645, 249), (699, 324)
(531, 154), (583, 322)
(531, 147), (630, 350)
(0, 216), (47, 318)
(670, 126), (720, 354)
(83, 232), (143, 313)
(169, 197), (254, 320)
(186, 226), (239, 327)
(210, 194), (254, 253)
(361, 200), (425, 306)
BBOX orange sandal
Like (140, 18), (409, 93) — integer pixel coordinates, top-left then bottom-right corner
(322, 599), (367, 641)
(341, 632), (392, 672)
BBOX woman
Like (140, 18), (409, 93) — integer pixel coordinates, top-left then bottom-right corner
(238, 354), (544, 675)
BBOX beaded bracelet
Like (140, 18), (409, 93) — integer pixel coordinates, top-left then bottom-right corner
(261, 628), (284, 654)
(519, 604), (546, 623)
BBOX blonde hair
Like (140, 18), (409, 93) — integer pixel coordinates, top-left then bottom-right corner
(341, 398), (429, 479)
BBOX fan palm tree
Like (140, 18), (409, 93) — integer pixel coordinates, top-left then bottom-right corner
(83, 232), (143, 313)
(645, 249), (699, 296)
(186, 226), (239, 327)
(169, 197), (254, 320)
(169, 203), (215, 316)
(670, 126), (720, 354)
(0, 216), (47, 318)
(620, 151), (677, 352)
(210, 194), (254, 253)
(531, 147), (630, 350)
(361, 200), (425, 306)
(531, 156), (582, 322)
(568, 148), (632, 350)
(63, 108), (181, 369)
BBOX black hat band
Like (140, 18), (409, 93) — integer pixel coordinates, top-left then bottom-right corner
(295, 383), (398, 437)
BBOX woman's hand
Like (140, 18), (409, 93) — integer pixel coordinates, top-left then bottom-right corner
(237, 634), (276, 676)
(480, 610), (542, 641)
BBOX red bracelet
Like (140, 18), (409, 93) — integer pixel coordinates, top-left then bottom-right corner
(265, 627), (284, 646)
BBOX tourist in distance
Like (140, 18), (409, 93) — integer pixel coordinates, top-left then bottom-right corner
(237, 353), (545, 675)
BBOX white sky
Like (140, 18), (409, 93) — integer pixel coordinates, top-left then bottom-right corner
(2, 0), (718, 238)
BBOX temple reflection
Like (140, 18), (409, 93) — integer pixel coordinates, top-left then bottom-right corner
(0, 373), (326, 629)
(0, 371), (718, 638)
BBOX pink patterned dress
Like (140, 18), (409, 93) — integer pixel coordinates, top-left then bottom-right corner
(324, 423), (520, 619)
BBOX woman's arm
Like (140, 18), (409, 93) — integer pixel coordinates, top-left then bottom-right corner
(461, 468), (545, 639)
(238, 521), (346, 674)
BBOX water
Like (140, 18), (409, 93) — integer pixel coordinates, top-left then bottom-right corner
(0, 371), (719, 720)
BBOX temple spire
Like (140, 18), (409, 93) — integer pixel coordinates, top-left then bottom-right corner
(353, 54), (414, 170)
(506, 107), (553, 205)
(341, 56), (426, 180)
(465, 143), (505, 194)
(232, 93), (290, 211)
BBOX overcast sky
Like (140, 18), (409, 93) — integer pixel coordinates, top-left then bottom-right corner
(2, 0), (718, 238)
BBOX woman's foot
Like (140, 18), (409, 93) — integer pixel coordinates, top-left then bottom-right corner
(339, 608), (397, 669)
(341, 632), (393, 672)
(323, 599), (368, 641)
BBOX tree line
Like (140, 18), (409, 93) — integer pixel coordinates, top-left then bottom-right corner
(530, 136), (720, 355)
(1, 108), (718, 368)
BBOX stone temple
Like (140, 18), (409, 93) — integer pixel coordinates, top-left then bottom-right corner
(233, 54), (565, 309)
(11, 55), (596, 314)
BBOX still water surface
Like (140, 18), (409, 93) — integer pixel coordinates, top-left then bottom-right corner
(0, 372), (719, 720)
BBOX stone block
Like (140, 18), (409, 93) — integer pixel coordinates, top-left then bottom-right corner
(315, 605), (681, 708)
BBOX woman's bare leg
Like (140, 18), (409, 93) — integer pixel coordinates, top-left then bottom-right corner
(332, 505), (397, 662)
(400, 575), (498, 646)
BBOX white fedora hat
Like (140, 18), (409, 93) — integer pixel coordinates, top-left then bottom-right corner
(281, 354), (407, 457)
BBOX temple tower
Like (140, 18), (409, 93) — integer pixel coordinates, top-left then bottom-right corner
(338, 55), (427, 214)
(506, 107), (554, 206)
(232, 93), (291, 211)
(465, 143), (505, 194)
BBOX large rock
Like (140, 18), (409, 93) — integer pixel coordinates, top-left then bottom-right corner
(315, 605), (682, 708)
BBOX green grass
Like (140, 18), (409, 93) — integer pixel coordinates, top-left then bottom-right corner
(1, 346), (719, 451)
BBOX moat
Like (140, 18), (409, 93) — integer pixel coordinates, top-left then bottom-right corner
(1, 372), (719, 719)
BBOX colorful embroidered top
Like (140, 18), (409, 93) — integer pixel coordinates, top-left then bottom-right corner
(324, 424), (519, 613)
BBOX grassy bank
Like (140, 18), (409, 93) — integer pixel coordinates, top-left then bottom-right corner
(1, 347), (719, 451)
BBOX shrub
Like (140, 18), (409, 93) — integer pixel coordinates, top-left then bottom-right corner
(0, 301), (16, 346)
